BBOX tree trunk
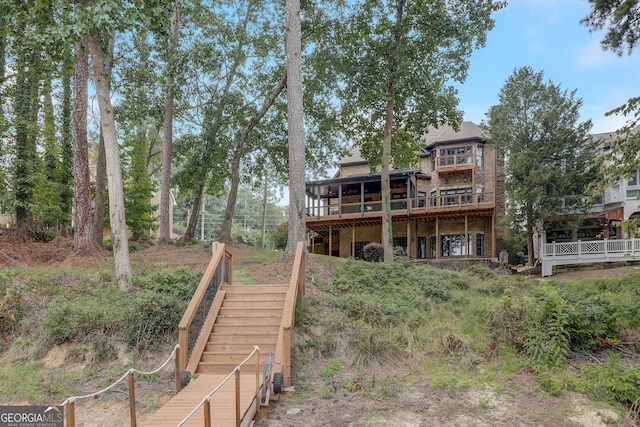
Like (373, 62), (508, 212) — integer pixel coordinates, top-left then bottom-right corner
(88, 34), (132, 291)
(160, 1), (180, 244)
(72, 40), (95, 254)
(92, 133), (107, 246)
(60, 48), (74, 237)
(219, 72), (287, 243)
(284, 0), (306, 257)
(381, 93), (394, 263)
(381, 0), (405, 263)
(527, 230), (535, 266)
(14, 42), (39, 241)
(183, 183), (204, 242)
(219, 149), (242, 243)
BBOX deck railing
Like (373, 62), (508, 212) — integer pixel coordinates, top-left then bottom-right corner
(541, 238), (640, 276)
(306, 193), (494, 218)
(177, 346), (262, 427)
(275, 241), (306, 388)
(177, 243), (232, 387)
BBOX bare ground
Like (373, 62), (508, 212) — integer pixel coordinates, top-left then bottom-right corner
(0, 237), (637, 426)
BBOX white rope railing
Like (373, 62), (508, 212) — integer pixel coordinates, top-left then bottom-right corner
(177, 345), (260, 427)
(61, 344), (181, 427)
(61, 344), (180, 406)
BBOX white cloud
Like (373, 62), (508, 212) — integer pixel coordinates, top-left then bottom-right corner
(575, 40), (615, 69)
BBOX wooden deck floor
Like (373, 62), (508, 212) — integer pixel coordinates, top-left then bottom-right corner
(139, 373), (260, 427)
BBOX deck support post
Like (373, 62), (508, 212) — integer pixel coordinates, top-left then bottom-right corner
(128, 371), (137, 427)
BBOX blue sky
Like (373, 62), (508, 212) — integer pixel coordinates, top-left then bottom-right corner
(456, 0), (640, 134)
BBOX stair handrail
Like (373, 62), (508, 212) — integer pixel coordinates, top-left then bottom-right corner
(177, 243), (233, 384)
(177, 345), (261, 427)
(274, 241), (306, 387)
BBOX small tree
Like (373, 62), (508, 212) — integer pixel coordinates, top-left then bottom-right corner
(271, 222), (288, 250)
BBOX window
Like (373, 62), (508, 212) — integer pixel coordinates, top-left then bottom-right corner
(439, 146), (472, 166)
(429, 190), (438, 207)
(476, 234), (484, 256)
(628, 170), (639, 186)
(393, 237), (407, 255)
(627, 189), (640, 199)
(440, 188), (472, 205)
(476, 145), (483, 167)
(440, 234), (472, 257)
(354, 242), (368, 259)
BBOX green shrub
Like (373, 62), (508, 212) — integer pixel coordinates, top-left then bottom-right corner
(133, 266), (201, 300)
(466, 264), (496, 281)
(525, 286), (569, 370)
(271, 222), (288, 250)
(584, 354), (640, 403)
(44, 293), (125, 344)
(123, 290), (187, 350)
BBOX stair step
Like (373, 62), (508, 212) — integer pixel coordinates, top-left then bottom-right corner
(207, 334), (278, 345)
(217, 308), (283, 318)
(221, 300), (284, 309)
(215, 316), (281, 326)
(223, 293), (286, 302)
(221, 285), (288, 293)
(205, 343), (276, 353)
(200, 352), (273, 364)
(211, 325), (279, 335)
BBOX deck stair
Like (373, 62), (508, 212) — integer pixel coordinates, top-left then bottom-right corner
(139, 242), (305, 427)
(193, 284), (288, 375)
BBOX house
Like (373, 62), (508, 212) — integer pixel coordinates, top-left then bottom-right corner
(305, 121), (506, 260)
(539, 130), (640, 276)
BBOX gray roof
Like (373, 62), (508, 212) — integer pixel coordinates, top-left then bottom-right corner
(337, 121), (486, 166)
(420, 121), (487, 148)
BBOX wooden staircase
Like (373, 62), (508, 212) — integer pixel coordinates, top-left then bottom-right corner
(140, 242), (305, 426)
(194, 284), (288, 374)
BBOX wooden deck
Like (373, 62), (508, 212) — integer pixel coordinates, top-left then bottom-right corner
(541, 238), (640, 276)
(139, 374), (259, 427)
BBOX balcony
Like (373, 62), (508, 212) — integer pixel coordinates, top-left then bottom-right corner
(436, 153), (475, 174)
(306, 192), (495, 222)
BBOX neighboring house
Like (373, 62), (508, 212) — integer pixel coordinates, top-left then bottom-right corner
(539, 130), (640, 276)
(305, 121), (506, 260)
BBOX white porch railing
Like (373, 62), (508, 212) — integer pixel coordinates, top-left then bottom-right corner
(541, 238), (640, 276)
